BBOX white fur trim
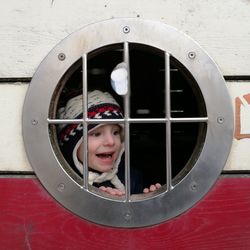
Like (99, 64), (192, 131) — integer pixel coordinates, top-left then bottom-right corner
(72, 138), (83, 174)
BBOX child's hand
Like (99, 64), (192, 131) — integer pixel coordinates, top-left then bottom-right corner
(143, 183), (161, 194)
(99, 186), (125, 196)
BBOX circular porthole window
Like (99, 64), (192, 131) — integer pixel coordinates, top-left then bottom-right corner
(22, 18), (233, 228)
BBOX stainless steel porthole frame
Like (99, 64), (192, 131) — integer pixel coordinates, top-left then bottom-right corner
(22, 18), (233, 228)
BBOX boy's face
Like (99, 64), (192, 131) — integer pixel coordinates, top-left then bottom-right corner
(77, 124), (122, 173)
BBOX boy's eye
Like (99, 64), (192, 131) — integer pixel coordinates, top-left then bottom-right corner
(113, 130), (121, 136)
(90, 132), (101, 137)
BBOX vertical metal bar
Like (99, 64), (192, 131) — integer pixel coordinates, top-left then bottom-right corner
(82, 54), (89, 189)
(123, 42), (131, 201)
(165, 52), (172, 191)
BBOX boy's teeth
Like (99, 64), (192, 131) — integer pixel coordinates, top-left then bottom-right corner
(97, 153), (112, 158)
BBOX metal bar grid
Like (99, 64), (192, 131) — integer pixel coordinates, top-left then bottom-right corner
(47, 43), (209, 200)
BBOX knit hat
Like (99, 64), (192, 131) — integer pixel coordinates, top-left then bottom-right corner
(58, 90), (125, 190)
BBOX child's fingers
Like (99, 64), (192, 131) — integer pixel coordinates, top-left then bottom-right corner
(99, 186), (107, 191)
(99, 186), (125, 196)
(143, 183), (162, 193)
(149, 185), (156, 192)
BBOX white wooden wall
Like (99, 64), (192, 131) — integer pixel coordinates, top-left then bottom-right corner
(0, 0), (250, 171)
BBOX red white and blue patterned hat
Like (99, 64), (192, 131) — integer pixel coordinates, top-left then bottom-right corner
(57, 90), (124, 189)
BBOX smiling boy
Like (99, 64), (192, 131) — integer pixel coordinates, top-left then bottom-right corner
(58, 90), (125, 193)
(58, 90), (160, 196)
(77, 123), (125, 196)
(77, 124), (122, 173)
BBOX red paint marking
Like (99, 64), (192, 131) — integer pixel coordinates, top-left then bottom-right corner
(1, 177), (250, 249)
(235, 93), (250, 140)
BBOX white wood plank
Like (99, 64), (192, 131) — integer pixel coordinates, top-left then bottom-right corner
(224, 81), (250, 171)
(0, 0), (249, 77)
(0, 84), (32, 171)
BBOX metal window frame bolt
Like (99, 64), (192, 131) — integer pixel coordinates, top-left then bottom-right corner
(123, 26), (130, 34)
(217, 116), (225, 124)
(31, 119), (38, 125)
(124, 212), (132, 221)
(188, 51), (196, 59)
(190, 181), (198, 191)
(58, 53), (66, 61)
(57, 183), (65, 192)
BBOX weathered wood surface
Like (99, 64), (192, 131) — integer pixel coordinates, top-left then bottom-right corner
(0, 84), (31, 171)
(0, 176), (250, 249)
(0, 0), (250, 77)
(225, 81), (250, 170)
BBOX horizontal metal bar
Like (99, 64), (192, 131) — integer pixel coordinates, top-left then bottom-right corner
(48, 117), (208, 124)
(47, 118), (83, 124)
(47, 118), (167, 124)
(97, 118), (168, 123)
(170, 117), (208, 123)
(47, 118), (125, 124)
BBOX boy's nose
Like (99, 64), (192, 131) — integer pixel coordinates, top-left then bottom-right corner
(103, 133), (115, 146)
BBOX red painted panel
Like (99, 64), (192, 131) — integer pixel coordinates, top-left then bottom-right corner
(1, 176), (250, 249)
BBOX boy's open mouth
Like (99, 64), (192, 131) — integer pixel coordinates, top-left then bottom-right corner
(96, 152), (114, 159)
